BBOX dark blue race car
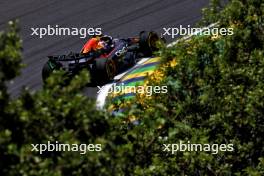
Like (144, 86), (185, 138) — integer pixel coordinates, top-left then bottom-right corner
(42, 31), (163, 85)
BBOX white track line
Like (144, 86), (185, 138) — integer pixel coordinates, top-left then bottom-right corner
(96, 83), (113, 108)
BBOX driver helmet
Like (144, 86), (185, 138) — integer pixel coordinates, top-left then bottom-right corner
(100, 35), (113, 46)
(97, 40), (107, 49)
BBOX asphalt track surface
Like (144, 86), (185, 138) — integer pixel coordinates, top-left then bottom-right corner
(0, 0), (209, 98)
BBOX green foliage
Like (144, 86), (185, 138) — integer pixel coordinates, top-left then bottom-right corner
(125, 0), (264, 175)
(0, 21), (23, 174)
(0, 0), (263, 175)
(0, 21), (22, 82)
(1, 69), (116, 175)
(0, 21), (22, 115)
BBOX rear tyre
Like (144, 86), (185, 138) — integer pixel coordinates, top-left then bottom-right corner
(42, 61), (61, 83)
(93, 58), (117, 84)
(42, 62), (53, 83)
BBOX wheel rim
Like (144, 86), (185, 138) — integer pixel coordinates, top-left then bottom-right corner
(106, 60), (116, 79)
(148, 33), (159, 50)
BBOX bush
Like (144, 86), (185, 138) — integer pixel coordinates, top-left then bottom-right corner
(125, 0), (264, 175)
(0, 0), (263, 175)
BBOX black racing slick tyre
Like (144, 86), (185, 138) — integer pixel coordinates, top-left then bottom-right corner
(42, 61), (60, 83)
(42, 62), (53, 83)
(139, 31), (159, 55)
(93, 58), (117, 84)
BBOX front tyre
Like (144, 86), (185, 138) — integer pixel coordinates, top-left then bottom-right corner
(139, 31), (159, 56)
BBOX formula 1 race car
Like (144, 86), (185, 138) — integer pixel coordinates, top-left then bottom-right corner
(42, 31), (163, 85)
